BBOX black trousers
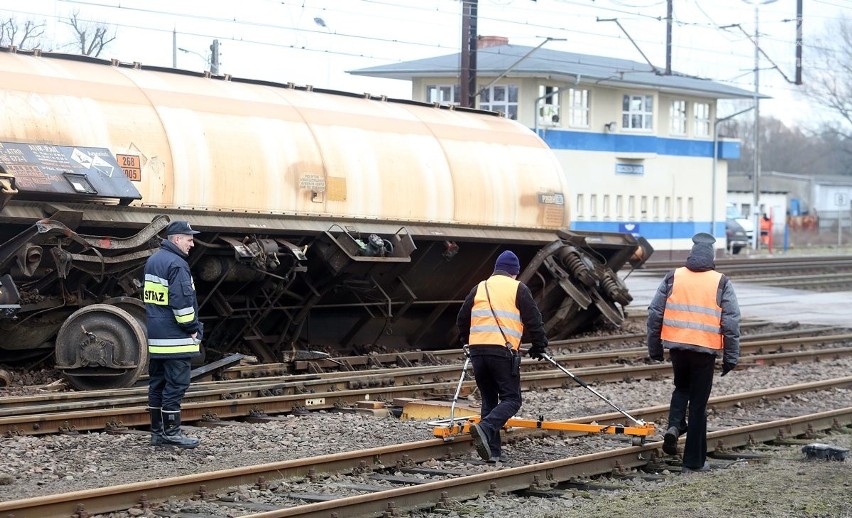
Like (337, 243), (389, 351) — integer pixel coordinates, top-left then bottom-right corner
(148, 357), (192, 412)
(470, 347), (521, 457)
(668, 348), (716, 469)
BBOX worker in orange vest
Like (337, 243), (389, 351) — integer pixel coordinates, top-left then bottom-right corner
(646, 233), (741, 473)
(760, 214), (773, 252)
(456, 250), (548, 463)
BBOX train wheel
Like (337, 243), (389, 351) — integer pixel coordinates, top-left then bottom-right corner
(102, 296), (147, 329)
(55, 304), (148, 391)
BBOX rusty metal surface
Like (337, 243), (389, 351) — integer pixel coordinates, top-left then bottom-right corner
(0, 50), (568, 231)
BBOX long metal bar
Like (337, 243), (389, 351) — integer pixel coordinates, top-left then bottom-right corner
(542, 352), (645, 425)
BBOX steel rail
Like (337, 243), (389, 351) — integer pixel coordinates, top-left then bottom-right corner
(2, 346), (852, 436)
(2, 385), (850, 518)
(241, 407), (852, 518)
(3, 326), (845, 416)
(643, 255), (852, 273)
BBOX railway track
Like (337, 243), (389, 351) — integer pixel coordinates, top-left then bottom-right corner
(643, 255), (852, 275)
(2, 327), (851, 436)
(2, 379), (849, 518)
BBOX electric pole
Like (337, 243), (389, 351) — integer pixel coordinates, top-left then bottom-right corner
(665, 0), (672, 75)
(210, 39), (220, 75)
(459, 0), (478, 108)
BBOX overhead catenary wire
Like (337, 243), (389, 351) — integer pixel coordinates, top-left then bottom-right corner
(0, 0), (839, 104)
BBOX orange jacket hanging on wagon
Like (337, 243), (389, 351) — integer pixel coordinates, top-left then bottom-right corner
(468, 275), (523, 350)
(661, 267), (723, 350)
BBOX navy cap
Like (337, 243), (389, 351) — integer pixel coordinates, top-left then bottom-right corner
(165, 220), (201, 236)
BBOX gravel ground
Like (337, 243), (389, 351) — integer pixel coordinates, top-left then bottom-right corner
(413, 432), (852, 518)
(1, 355), (850, 517)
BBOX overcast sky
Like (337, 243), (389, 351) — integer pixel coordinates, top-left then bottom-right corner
(2, 0), (849, 127)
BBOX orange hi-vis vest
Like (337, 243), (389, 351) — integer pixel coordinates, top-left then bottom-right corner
(469, 275), (523, 350)
(661, 267), (724, 350)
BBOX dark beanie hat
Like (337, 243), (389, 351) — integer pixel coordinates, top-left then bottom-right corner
(494, 250), (520, 275)
(688, 232), (716, 264)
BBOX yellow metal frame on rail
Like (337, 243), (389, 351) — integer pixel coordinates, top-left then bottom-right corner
(433, 416), (656, 440)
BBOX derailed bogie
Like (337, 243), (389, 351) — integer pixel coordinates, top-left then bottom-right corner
(55, 303), (148, 391)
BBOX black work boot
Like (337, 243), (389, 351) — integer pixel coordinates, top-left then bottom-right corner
(663, 426), (679, 455)
(469, 423), (491, 461)
(161, 410), (200, 449)
(149, 407), (165, 446)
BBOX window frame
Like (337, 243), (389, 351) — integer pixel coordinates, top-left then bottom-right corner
(480, 84), (519, 120)
(567, 87), (590, 128)
(425, 84), (460, 105)
(622, 94), (655, 131)
(670, 99), (687, 135)
(694, 102), (711, 137)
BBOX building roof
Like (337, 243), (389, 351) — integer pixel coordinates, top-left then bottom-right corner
(729, 171), (852, 191)
(350, 43), (762, 100)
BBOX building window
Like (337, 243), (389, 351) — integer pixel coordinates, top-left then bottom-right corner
(480, 84), (519, 120)
(628, 195), (636, 219)
(694, 102), (711, 137)
(676, 196), (683, 220)
(426, 84), (460, 105)
(687, 197), (694, 220)
(590, 194), (598, 217)
(640, 196), (648, 220)
(616, 195), (623, 218)
(622, 94), (654, 130)
(664, 196), (672, 221)
(567, 88), (590, 128)
(538, 85), (561, 127)
(652, 196), (660, 220)
(576, 194), (584, 217)
(670, 100), (687, 135)
(603, 195), (610, 219)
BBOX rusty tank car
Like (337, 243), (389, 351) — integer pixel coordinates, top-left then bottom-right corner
(0, 48), (652, 390)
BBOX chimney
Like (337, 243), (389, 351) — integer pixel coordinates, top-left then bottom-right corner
(477, 36), (509, 49)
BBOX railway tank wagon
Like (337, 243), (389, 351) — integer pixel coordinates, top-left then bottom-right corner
(0, 48), (652, 390)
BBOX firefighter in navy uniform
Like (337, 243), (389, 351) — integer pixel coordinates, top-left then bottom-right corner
(143, 220), (203, 449)
(457, 250), (548, 462)
(647, 232), (740, 472)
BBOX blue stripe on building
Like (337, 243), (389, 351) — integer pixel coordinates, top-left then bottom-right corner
(571, 220), (726, 240)
(538, 130), (740, 159)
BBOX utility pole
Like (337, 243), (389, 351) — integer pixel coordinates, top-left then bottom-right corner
(795, 0), (803, 85)
(665, 0), (672, 75)
(459, 0), (478, 108)
(209, 39), (220, 75)
(745, 0), (778, 252)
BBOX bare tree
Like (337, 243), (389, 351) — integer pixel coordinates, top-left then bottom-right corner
(806, 16), (852, 142)
(722, 116), (852, 176)
(63, 10), (116, 57)
(0, 17), (46, 49)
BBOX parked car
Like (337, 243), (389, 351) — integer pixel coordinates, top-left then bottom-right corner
(726, 218), (749, 254)
(727, 203), (754, 242)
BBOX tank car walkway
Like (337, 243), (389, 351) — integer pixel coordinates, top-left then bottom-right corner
(623, 271), (852, 328)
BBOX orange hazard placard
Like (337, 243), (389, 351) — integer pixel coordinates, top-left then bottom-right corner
(117, 154), (142, 181)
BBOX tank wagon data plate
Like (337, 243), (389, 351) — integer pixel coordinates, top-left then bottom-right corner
(0, 142), (141, 204)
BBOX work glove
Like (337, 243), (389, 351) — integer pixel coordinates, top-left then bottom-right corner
(528, 343), (547, 361)
(721, 362), (736, 376)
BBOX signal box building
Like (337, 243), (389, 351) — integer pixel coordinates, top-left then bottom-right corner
(351, 37), (757, 260)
